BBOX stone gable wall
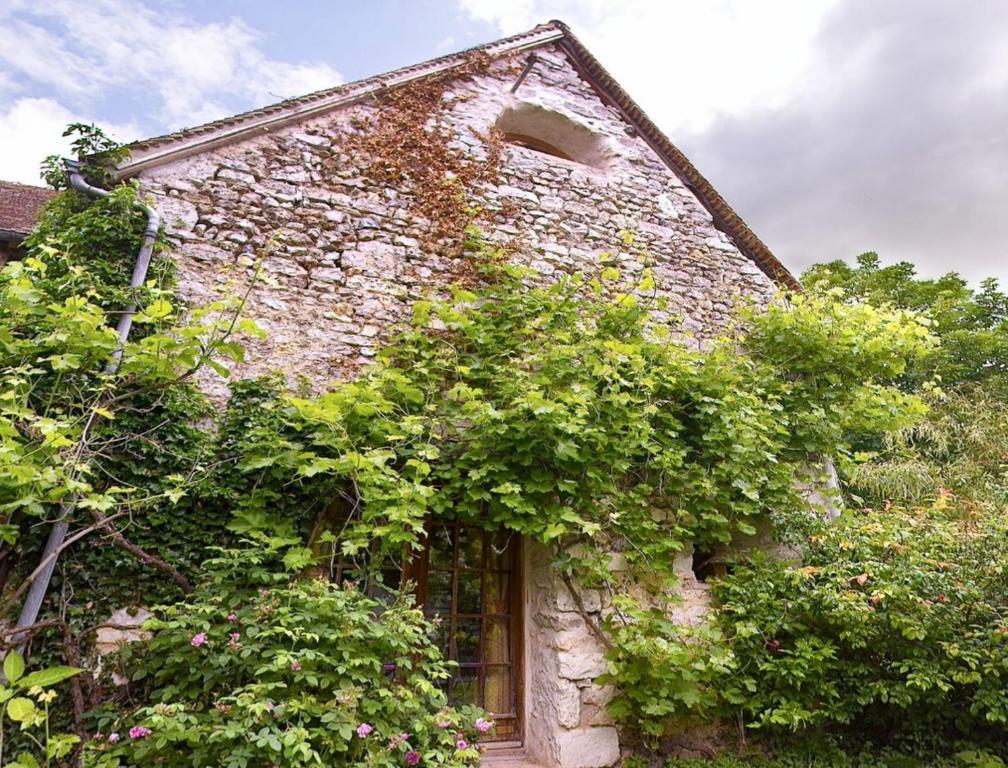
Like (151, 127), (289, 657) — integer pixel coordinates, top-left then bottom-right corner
(139, 44), (775, 402)
(135, 44), (778, 767)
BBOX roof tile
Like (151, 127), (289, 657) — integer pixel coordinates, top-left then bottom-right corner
(0, 180), (55, 240)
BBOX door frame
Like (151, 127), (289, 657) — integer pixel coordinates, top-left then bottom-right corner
(408, 520), (524, 744)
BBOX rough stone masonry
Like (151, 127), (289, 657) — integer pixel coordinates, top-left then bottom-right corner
(127, 38), (783, 768)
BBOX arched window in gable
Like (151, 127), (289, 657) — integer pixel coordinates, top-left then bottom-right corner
(495, 102), (612, 169)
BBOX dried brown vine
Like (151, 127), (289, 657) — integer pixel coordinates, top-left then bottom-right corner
(337, 52), (516, 258)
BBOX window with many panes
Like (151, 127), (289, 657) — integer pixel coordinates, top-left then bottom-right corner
(410, 520), (523, 742)
(314, 510), (524, 742)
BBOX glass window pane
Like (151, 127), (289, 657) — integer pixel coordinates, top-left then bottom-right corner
(426, 570), (452, 613)
(430, 617), (450, 658)
(457, 526), (484, 568)
(489, 529), (518, 571)
(428, 522), (455, 568)
(484, 617), (510, 665)
(485, 571), (510, 614)
(455, 618), (481, 663)
(483, 665), (514, 715)
(371, 568), (402, 601)
(450, 669), (478, 706)
(456, 571), (483, 614)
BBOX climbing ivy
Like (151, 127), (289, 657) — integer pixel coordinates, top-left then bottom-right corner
(3, 141), (938, 759)
(230, 244), (931, 590)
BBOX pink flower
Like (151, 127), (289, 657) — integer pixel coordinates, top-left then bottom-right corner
(357, 723), (373, 738)
(107, 732), (120, 743)
(474, 718), (492, 733)
(437, 720), (451, 729)
(227, 613), (238, 622)
(406, 750), (421, 765)
(456, 739), (469, 751)
(128, 726), (151, 740)
(290, 659), (302, 671)
(190, 632), (208, 648)
(227, 632), (241, 649)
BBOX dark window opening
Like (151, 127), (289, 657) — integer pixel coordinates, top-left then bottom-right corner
(692, 547), (729, 583)
(503, 132), (573, 162)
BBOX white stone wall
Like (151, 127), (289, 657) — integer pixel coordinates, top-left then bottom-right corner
(138, 44), (776, 403)
(134, 43), (781, 766)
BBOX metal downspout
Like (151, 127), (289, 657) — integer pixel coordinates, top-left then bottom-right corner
(10, 159), (161, 651)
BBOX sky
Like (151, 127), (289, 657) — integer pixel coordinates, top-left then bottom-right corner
(1, 0), (1006, 285)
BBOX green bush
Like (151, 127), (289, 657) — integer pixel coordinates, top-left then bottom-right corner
(719, 504), (1008, 737)
(84, 541), (491, 767)
(664, 743), (1007, 768)
(630, 500), (1008, 746)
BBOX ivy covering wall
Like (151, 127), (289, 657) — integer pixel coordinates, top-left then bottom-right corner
(9, 150), (1008, 765)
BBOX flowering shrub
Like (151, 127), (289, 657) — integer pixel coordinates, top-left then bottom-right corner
(83, 541), (490, 767)
(714, 500), (1008, 741)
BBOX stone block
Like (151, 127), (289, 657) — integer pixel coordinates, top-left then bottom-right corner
(95, 608), (152, 656)
(216, 167), (256, 185)
(556, 586), (601, 614)
(557, 678), (581, 728)
(556, 727), (620, 768)
(557, 643), (607, 680)
(159, 197), (199, 233)
(580, 683), (616, 727)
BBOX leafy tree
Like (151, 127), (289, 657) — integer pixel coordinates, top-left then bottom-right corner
(803, 253), (1008, 387)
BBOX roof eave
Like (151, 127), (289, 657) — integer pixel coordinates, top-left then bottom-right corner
(115, 25), (565, 179)
(115, 20), (798, 291)
(550, 22), (800, 291)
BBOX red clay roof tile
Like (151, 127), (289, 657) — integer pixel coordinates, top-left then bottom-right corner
(0, 180), (55, 240)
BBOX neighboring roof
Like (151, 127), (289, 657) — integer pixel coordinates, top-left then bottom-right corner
(0, 181), (55, 242)
(118, 21), (798, 290)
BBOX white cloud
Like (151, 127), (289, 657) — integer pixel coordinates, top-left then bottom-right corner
(460, 0), (839, 133)
(0, 0), (343, 131)
(0, 97), (141, 184)
(463, 0), (1008, 285)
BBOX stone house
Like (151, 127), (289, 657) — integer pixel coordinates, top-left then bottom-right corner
(112, 21), (798, 768)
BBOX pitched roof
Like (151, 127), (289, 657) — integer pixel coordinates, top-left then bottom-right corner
(0, 180), (55, 241)
(118, 21), (798, 290)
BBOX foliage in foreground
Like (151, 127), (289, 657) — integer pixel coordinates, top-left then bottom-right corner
(636, 258), (1008, 760)
(85, 542), (490, 768)
(0, 651), (82, 768)
(604, 497), (1008, 746)
(662, 742), (1008, 768)
(233, 250), (931, 589)
(720, 501), (1008, 737)
(1, 171), (952, 764)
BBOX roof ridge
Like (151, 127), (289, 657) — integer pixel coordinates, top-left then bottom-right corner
(551, 26), (800, 290)
(124, 21), (565, 156)
(116, 20), (797, 290)
(0, 179), (53, 191)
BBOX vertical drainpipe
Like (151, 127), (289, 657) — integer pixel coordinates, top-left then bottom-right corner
(9, 159), (161, 652)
